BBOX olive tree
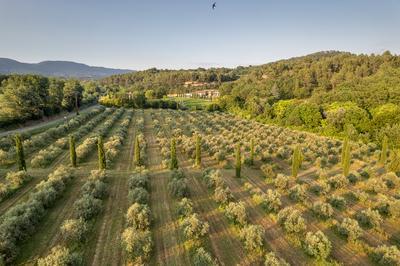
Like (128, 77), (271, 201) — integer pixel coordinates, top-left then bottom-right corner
(312, 201), (333, 220)
(126, 203), (151, 230)
(303, 231), (331, 260)
(225, 201), (247, 227)
(370, 245), (400, 266)
(336, 218), (362, 241)
(356, 208), (383, 229)
(264, 252), (290, 266)
(180, 213), (209, 241)
(60, 218), (88, 243)
(239, 224), (265, 254)
(277, 207), (306, 233)
(122, 228), (153, 264)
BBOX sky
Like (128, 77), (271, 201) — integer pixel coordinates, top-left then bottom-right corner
(0, 0), (399, 70)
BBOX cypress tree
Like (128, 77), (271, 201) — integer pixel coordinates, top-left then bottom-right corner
(97, 136), (106, 170)
(341, 138), (351, 176)
(134, 135), (141, 166)
(235, 143), (241, 178)
(15, 134), (26, 171)
(69, 135), (77, 167)
(170, 138), (178, 170)
(291, 145), (302, 178)
(249, 138), (255, 165)
(341, 138), (348, 166)
(379, 135), (388, 165)
(195, 135), (201, 167)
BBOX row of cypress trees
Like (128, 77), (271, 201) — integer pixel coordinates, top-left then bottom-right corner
(12, 131), (398, 177)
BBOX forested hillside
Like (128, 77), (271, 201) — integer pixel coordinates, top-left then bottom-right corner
(101, 67), (241, 96)
(218, 51), (400, 147)
(102, 51), (400, 147)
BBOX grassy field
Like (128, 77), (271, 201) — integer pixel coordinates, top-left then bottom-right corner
(0, 108), (398, 266)
(166, 97), (214, 109)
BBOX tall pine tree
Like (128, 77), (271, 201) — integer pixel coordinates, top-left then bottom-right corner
(195, 135), (201, 167)
(291, 145), (302, 178)
(15, 134), (26, 171)
(69, 135), (77, 167)
(134, 135), (141, 166)
(380, 135), (388, 165)
(97, 136), (106, 170)
(341, 138), (351, 176)
(170, 138), (178, 170)
(235, 143), (241, 178)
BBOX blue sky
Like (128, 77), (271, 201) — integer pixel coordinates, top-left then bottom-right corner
(0, 0), (399, 70)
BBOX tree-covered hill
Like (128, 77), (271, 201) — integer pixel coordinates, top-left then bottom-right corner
(0, 58), (133, 79)
(101, 51), (400, 147)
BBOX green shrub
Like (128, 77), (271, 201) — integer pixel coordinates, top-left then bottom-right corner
(288, 184), (306, 202)
(312, 201), (333, 219)
(214, 186), (233, 205)
(356, 208), (382, 229)
(274, 174), (290, 190)
(303, 231), (331, 259)
(126, 203), (151, 230)
(239, 224), (265, 254)
(122, 228), (153, 264)
(128, 172), (149, 190)
(370, 245), (400, 266)
(192, 247), (218, 266)
(128, 187), (150, 204)
(336, 218), (362, 241)
(260, 189), (281, 213)
(60, 218), (88, 243)
(37, 245), (81, 266)
(168, 178), (189, 199)
(277, 207), (306, 233)
(264, 252), (289, 266)
(74, 195), (102, 220)
(328, 195), (346, 210)
(327, 174), (348, 190)
(224, 201), (247, 227)
(260, 164), (276, 179)
(177, 198), (194, 218)
(180, 213), (209, 241)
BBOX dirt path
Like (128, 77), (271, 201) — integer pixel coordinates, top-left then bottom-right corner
(144, 110), (191, 266)
(88, 112), (137, 266)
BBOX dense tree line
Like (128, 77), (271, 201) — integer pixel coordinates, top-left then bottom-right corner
(217, 51), (400, 147)
(101, 67), (240, 95)
(100, 51), (400, 147)
(0, 75), (103, 126)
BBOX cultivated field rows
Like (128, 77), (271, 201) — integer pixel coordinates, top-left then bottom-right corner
(0, 108), (399, 265)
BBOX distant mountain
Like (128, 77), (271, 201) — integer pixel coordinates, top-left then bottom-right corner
(0, 58), (133, 79)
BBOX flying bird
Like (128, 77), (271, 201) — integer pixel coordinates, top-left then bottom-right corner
(212, 2), (216, 9)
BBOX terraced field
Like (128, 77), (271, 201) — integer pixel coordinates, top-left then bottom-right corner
(0, 107), (399, 266)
